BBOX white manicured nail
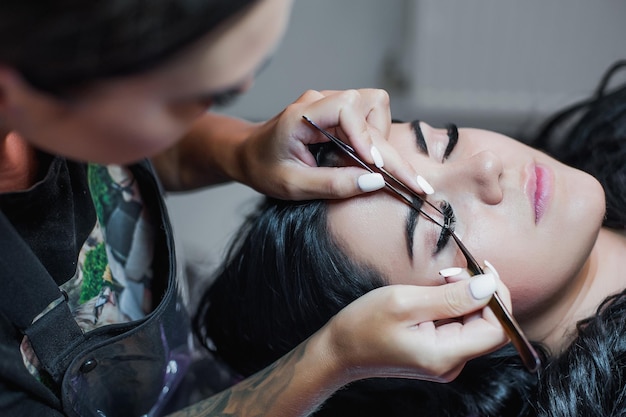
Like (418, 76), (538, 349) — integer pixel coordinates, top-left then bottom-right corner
(469, 273), (497, 300)
(416, 175), (434, 195)
(357, 173), (385, 192)
(483, 260), (500, 280)
(439, 267), (463, 278)
(370, 146), (384, 168)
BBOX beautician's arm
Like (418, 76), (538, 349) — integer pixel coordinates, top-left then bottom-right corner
(167, 275), (510, 417)
(151, 111), (256, 191)
(152, 89), (429, 200)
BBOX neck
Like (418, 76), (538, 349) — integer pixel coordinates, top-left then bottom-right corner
(531, 228), (626, 353)
(0, 130), (39, 193)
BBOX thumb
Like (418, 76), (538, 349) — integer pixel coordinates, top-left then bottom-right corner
(428, 271), (498, 321)
(289, 165), (385, 200)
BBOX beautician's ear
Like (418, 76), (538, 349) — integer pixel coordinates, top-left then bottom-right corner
(0, 65), (26, 113)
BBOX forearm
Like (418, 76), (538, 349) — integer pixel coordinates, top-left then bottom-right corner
(152, 112), (260, 192)
(167, 331), (346, 417)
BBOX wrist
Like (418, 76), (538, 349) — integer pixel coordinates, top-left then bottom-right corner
(214, 123), (256, 185)
(309, 321), (363, 389)
(291, 326), (351, 399)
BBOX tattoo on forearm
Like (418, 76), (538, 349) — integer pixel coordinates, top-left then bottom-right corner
(168, 340), (309, 417)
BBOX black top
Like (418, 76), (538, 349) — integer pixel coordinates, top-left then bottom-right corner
(0, 155), (191, 416)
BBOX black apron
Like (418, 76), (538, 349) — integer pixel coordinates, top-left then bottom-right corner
(0, 161), (192, 417)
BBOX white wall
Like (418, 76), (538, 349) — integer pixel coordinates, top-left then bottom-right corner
(167, 0), (626, 267)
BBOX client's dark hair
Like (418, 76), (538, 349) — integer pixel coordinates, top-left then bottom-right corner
(519, 60), (626, 417)
(194, 166), (537, 417)
(196, 61), (626, 416)
(195, 198), (386, 377)
(0, 0), (258, 94)
(532, 59), (626, 230)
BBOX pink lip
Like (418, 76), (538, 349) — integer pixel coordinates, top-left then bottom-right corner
(525, 163), (553, 223)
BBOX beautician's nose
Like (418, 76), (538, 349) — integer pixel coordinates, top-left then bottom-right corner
(442, 150), (503, 205)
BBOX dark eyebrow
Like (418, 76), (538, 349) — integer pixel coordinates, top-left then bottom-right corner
(444, 123), (459, 160)
(410, 120), (428, 155)
(405, 120), (428, 259)
(404, 121), (458, 260)
(405, 194), (424, 260)
(207, 56), (275, 107)
(405, 120), (428, 260)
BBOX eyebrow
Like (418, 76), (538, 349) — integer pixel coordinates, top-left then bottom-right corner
(444, 124), (459, 160)
(404, 121), (458, 259)
(411, 120), (428, 155)
(206, 56), (275, 107)
(405, 120), (428, 259)
(405, 195), (424, 260)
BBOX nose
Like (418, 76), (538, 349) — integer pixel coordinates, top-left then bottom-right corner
(440, 150), (503, 205)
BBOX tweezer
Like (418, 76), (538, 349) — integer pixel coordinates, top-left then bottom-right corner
(302, 115), (541, 373)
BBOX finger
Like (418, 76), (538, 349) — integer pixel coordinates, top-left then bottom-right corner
(300, 92), (433, 195)
(439, 266), (499, 325)
(300, 90), (385, 161)
(368, 129), (435, 195)
(355, 88), (392, 139)
(407, 271), (498, 322)
(317, 88), (391, 138)
(434, 311), (510, 361)
(483, 259), (512, 309)
(439, 266), (472, 283)
(283, 165), (385, 200)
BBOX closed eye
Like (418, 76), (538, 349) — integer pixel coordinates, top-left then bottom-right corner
(443, 124), (459, 160)
(410, 120), (459, 161)
(406, 121), (460, 257)
(434, 201), (456, 254)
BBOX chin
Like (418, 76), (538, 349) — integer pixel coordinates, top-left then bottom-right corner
(513, 173), (605, 323)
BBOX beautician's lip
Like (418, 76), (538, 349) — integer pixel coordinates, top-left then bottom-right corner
(525, 163), (553, 224)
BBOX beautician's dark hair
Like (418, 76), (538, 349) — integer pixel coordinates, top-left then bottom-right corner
(0, 0), (258, 94)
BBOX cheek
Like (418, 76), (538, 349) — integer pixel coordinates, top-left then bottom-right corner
(467, 212), (601, 321)
(82, 107), (190, 163)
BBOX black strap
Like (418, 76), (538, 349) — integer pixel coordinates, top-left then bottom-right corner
(0, 211), (85, 382)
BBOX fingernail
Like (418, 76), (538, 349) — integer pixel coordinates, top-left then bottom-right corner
(370, 146), (384, 168)
(439, 267), (463, 278)
(469, 273), (497, 300)
(357, 173), (385, 192)
(483, 260), (500, 280)
(416, 175), (434, 195)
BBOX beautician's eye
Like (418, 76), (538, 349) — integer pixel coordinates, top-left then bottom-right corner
(434, 201), (456, 254)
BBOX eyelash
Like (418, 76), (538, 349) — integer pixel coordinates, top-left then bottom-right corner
(211, 89), (241, 107)
(435, 201), (456, 254)
(434, 125), (459, 253)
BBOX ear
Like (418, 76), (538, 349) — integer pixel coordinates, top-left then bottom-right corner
(0, 65), (58, 135)
(0, 65), (28, 117)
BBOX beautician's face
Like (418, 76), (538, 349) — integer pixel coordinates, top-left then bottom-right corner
(328, 122), (606, 321)
(4, 0), (293, 164)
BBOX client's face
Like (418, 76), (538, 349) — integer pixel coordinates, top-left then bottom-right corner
(328, 122), (605, 322)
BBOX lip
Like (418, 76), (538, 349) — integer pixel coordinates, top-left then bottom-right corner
(525, 163), (553, 224)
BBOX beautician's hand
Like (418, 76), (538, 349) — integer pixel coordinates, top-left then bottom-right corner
(237, 88), (433, 200)
(322, 264), (510, 384)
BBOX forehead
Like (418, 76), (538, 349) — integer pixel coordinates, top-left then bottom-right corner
(327, 191), (442, 287)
